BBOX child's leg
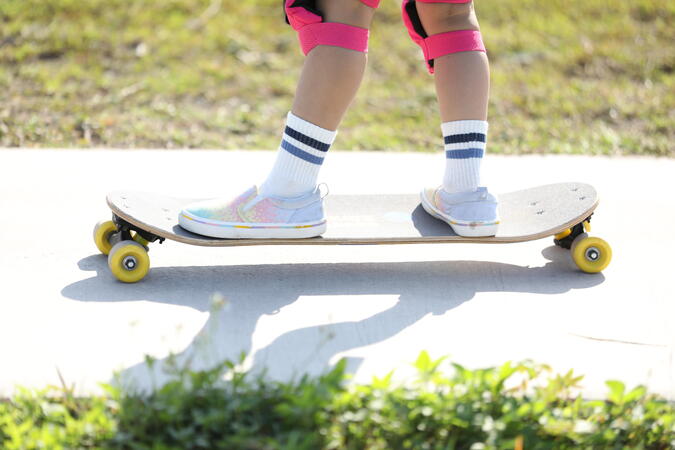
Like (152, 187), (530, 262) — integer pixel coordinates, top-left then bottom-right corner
(416, 2), (488, 122)
(407, 0), (498, 237)
(178, 0), (378, 239)
(292, 1), (375, 130)
(416, 1), (489, 194)
(261, 0), (377, 198)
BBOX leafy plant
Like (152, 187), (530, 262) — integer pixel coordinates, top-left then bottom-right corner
(1, 352), (674, 449)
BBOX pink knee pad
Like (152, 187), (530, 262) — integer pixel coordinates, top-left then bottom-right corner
(401, 0), (485, 74)
(284, 0), (377, 56)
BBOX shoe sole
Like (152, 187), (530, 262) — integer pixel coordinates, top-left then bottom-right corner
(420, 190), (499, 238)
(178, 211), (327, 239)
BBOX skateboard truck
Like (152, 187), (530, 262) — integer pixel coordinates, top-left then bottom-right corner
(553, 213), (592, 249)
(112, 214), (165, 246)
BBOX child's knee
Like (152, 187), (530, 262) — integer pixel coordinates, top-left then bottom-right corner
(317, 0), (377, 29)
(401, 0), (485, 73)
(284, 0), (379, 56)
(416, 1), (480, 35)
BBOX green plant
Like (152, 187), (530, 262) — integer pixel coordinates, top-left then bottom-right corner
(1, 352), (674, 449)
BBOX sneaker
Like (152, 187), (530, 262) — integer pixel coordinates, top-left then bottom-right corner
(178, 186), (327, 239)
(420, 186), (499, 237)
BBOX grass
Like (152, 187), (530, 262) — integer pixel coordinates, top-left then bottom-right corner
(0, 0), (673, 155)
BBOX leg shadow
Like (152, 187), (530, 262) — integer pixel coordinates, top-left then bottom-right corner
(63, 246), (603, 389)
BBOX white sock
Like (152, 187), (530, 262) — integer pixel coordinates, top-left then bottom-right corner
(260, 112), (337, 198)
(442, 120), (488, 193)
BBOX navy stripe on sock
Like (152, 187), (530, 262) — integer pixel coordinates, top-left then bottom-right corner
(444, 133), (486, 145)
(281, 140), (324, 165)
(284, 126), (331, 152)
(446, 148), (484, 159)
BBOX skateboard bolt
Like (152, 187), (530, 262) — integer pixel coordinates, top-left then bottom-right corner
(122, 256), (137, 270)
(585, 247), (600, 262)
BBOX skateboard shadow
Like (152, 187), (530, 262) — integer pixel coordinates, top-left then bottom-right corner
(62, 247), (603, 391)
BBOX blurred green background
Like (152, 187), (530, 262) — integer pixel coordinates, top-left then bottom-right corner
(0, 0), (673, 154)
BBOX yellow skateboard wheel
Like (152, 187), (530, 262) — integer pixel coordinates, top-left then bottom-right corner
(108, 241), (150, 283)
(571, 233), (612, 273)
(93, 220), (117, 255)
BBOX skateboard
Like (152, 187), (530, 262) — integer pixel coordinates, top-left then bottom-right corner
(93, 182), (611, 283)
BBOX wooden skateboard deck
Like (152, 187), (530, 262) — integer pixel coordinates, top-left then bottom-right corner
(106, 183), (598, 247)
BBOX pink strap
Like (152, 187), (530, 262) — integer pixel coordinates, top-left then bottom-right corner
(297, 22), (370, 55)
(425, 30), (485, 61)
(285, 0), (371, 55)
(401, 0), (483, 73)
(359, 0), (381, 7)
(285, 0), (322, 30)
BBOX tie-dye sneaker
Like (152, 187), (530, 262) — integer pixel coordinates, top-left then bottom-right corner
(421, 186), (499, 237)
(178, 186), (327, 239)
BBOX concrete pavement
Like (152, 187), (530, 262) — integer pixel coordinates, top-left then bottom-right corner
(0, 149), (673, 399)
